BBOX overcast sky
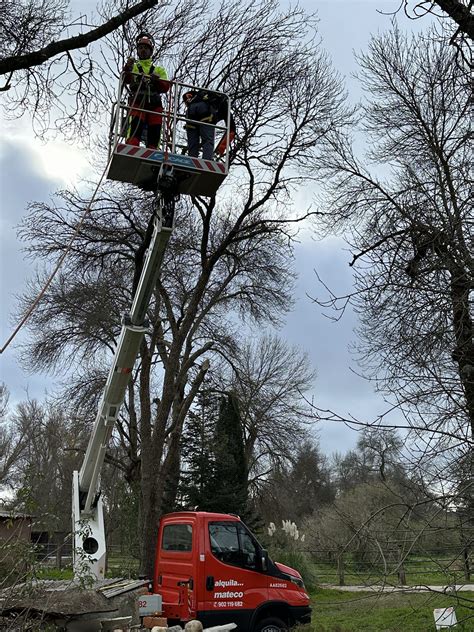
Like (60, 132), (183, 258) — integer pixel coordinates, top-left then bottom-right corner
(0, 1), (431, 455)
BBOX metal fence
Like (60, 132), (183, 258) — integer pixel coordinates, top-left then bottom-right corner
(298, 546), (473, 586)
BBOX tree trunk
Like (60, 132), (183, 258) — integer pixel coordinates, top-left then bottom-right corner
(434, 0), (474, 40)
(138, 341), (159, 578)
(450, 271), (474, 439)
(160, 392), (186, 515)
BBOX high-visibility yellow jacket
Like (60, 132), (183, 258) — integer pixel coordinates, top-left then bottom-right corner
(123, 58), (169, 106)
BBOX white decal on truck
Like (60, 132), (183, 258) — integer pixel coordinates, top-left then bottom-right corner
(215, 579), (243, 587)
(213, 578), (245, 607)
(214, 591), (244, 599)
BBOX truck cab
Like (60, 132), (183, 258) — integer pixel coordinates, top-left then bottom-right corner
(153, 511), (311, 632)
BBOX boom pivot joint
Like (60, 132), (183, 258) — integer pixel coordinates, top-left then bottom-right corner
(156, 164), (178, 230)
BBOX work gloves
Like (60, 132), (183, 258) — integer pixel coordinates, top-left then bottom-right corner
(124, 58), (134, 72)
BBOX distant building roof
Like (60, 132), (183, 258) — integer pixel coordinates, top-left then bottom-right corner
(0, 509), (33, 519)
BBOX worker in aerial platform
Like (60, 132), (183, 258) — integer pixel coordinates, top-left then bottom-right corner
(123, 33), (170, 149)
(183, 89), (235, 161)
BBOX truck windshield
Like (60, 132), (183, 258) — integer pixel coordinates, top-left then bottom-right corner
(209, 521), (258, 569)
(162, 523), (193, 551)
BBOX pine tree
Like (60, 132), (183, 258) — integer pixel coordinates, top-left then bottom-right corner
(179, 391), (248, 516)
(179, 391), (219, 509)
(208, 393), (248, 516)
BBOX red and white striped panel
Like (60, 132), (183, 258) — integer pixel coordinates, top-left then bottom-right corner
(116, 144), (226, 174)
(116, 144), (157, 160)
(189, 157), (226, 174)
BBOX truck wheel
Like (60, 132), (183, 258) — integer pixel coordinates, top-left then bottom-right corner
(254, 617), (288, 632)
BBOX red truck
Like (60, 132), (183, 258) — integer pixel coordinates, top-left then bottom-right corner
(153, 511), (312, 632)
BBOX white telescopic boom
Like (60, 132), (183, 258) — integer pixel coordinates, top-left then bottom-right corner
(72, 184), (175, 580)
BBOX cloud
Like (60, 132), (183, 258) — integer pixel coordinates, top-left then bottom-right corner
(0, 137), (58, 403)
(281, 239), (389, 454)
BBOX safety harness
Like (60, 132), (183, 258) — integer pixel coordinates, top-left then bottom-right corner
(184, 91), (219, 129)
(131, 62), (163, 107)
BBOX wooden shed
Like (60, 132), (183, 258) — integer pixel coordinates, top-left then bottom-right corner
(0, 509), (33, 542)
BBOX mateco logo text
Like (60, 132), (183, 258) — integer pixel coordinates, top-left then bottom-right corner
(214, 591), (244, 599)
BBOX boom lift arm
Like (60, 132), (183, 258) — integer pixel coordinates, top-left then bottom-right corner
(72, 77), (231, 580)
(72, 169), (176, 580)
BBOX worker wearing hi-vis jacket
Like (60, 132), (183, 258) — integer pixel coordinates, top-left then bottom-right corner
(123, 33), (169, 149)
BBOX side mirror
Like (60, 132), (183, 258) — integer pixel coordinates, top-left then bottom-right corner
(260, 548), (269, 572)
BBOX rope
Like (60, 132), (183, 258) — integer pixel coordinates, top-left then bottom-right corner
(0, 72), (147, 355)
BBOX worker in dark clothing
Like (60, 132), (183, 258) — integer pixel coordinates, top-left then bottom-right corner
(183, 89), (236, 160)
(123, 33), (169, 149)
(183, 90), (217, 160)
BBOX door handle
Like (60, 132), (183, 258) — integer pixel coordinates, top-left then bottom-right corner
(206, 575), (214, 590)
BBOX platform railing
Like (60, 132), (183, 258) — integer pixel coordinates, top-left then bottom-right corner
(108, 75), (232, 173)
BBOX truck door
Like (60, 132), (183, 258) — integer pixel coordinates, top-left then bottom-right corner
(156, 520), (195, 620)
(201, 520), (268, 630)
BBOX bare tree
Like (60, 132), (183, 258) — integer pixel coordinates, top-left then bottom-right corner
(224, 335), (315, 491)
(385, 0), (473, 68)
(306, 24), (473, 594)
(15, 0), (345, 576)
(0, 384), (31, 488)
(0, 0), (161, 76)
(391, 1), (473, 39)
(0, 0), (202, 138)
(177, 335), (316, 515)
(312, 25), (472, 455)
(10, 399), (86, 528)
(18, 189), (300, 574)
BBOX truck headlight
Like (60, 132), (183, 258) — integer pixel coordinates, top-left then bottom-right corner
(290, 576), (305, 589)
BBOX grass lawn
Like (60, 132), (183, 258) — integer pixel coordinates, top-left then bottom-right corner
(106, 553), (140, 577)
(33, 567), (73, 581)
(308, 588), (474, 632)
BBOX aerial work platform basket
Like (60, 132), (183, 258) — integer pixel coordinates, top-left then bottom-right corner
(107, 77), (231, 197)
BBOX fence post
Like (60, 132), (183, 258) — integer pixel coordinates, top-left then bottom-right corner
(337, 547), (345, 586)
(397, 545), (406, 585)
(56, 542), (63, 570)
(463, 545), (471, 582)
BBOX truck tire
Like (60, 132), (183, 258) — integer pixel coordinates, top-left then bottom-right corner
(254, 617), (288, 632)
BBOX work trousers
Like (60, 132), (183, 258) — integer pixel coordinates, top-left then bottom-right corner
(126, 101), (163, 149)
(187, 122), (215, 161)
